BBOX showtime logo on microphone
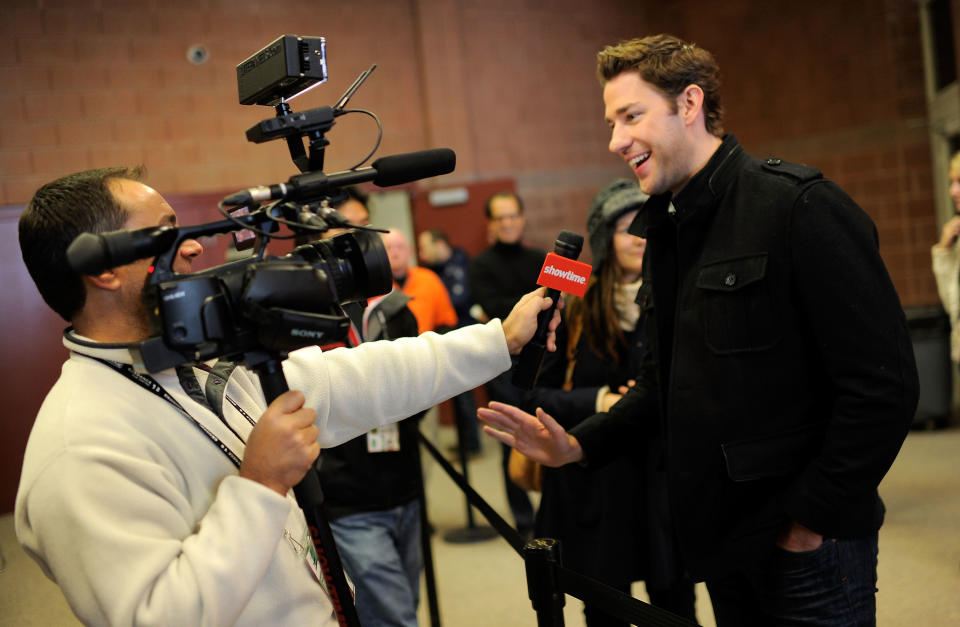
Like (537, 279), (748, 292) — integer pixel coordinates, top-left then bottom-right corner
(536, 253), (592, 297)
(543, 265), (586, 284)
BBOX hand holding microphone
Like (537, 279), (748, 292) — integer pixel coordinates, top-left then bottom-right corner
(501, 288), (564, 355)
(511, 230), (592, 389)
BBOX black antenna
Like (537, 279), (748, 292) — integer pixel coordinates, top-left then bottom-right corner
(333, 64), (377, 114)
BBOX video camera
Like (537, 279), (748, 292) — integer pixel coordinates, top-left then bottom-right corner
(66, 35), (456, 374)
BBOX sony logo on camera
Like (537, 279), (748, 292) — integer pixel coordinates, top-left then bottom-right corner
(290, 328), (325, 339)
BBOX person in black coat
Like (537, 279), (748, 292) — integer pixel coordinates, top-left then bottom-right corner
(313, 193), (428, 627)
(480, 34), (918, 626)
(469, 191), (546, 537)
(519, 179), (696, 625)
(419, 228), (483, 454)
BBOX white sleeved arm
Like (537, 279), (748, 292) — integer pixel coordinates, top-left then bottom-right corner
(283, 319), (512, 447)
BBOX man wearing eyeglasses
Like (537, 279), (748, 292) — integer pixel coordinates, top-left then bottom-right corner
(468, 190), (546, 539)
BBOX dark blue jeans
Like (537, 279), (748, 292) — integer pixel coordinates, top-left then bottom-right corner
(706, 534), (879, 627)
(329, 501), (422, 627)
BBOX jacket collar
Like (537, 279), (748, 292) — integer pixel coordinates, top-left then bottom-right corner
(63, 327), (199, 375)
(672, 133), (744, 219)
(63, 327), (137, 365)
(629, 134), (745, 237)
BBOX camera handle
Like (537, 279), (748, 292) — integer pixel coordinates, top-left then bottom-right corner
(252, 356), (362, 627)
(264, 64), (376, 174)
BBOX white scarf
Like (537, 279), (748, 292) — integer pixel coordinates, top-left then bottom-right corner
(614, 277), (643, 331)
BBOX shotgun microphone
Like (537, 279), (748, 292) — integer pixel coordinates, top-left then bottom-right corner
(222, 148), (456, 206)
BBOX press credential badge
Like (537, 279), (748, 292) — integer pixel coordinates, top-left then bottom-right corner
(366, 424), (400, 452)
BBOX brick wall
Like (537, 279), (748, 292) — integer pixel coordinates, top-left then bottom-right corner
(0, 0), (432, 202)
(640, 0), (937, 305)
(0, 0), (939, 299)
(0, 0), (944, 512)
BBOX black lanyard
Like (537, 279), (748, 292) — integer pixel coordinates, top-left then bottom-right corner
(91, 357), (244, 469)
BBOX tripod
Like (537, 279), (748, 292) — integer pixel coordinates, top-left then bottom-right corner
(252, 356), (362, 627)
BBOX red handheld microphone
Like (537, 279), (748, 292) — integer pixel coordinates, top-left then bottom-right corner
(512, 230), (592, 389)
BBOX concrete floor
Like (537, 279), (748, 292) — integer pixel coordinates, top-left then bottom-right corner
(1, 419), (958, 626)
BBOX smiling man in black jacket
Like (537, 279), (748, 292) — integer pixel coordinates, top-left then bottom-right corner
(479, 34), (919, 626)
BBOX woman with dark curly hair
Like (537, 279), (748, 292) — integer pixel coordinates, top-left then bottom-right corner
(516, 179), (696, 626)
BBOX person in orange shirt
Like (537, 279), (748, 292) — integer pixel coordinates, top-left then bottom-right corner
(381, 228), (457, 334)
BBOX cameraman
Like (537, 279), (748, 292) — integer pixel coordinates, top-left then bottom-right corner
(14, 166), (558, 626)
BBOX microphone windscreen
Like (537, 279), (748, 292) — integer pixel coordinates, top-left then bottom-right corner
(67, 227), (178, 275)
(67, 233), (108, 275)
(372, 149), (456, 187)
(554, 229), (584, 258)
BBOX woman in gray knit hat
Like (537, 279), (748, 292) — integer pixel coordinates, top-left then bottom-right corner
(516, 178), (696, 625)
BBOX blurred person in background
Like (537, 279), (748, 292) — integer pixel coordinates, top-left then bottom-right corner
(469, 191), (545, 538)
(419, 227), (483, 455)
(382, 228), (457, 335)
(931, 150), (960, 370)
(518, 179), (697, 625)
(316, 191), (428, 627)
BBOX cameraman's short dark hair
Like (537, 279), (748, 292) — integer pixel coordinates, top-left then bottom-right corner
(484, 190), (523, 219)
(19, 166), (144, 321)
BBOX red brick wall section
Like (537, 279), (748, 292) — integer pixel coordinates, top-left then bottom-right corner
(0, 0), (944, 512)
(0, 0), (429, 203)
(635, 0), (937, 304)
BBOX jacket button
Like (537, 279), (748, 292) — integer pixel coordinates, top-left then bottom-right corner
(724, 273), (737, 287)
(766, 157), (781, 166)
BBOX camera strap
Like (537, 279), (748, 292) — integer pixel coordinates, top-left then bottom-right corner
(90, 357), (243, 469)
(175, 360), (257, 445)
(176, 360), (239, 421)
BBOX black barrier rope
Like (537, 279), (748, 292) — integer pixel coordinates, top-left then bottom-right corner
(419, 433), (529, 553)
(558, 566), (698, 627)
(418, 432), (700, 627)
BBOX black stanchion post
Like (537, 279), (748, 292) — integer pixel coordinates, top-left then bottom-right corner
(524, 538), (565, 627)
(442, 406), (497, 544)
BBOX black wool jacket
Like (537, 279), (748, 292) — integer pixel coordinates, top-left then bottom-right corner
(520, 315), (648, 585)
(570, 134), (919, 580)
(318, 291), (425, 520)
(469, 241), (545, 322)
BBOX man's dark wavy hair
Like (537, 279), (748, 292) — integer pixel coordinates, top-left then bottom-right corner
(19, 166), (144, 321)
(597, 33), (724, 137)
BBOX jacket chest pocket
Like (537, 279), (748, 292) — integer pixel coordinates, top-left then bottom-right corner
(696, 253), (781, 354)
